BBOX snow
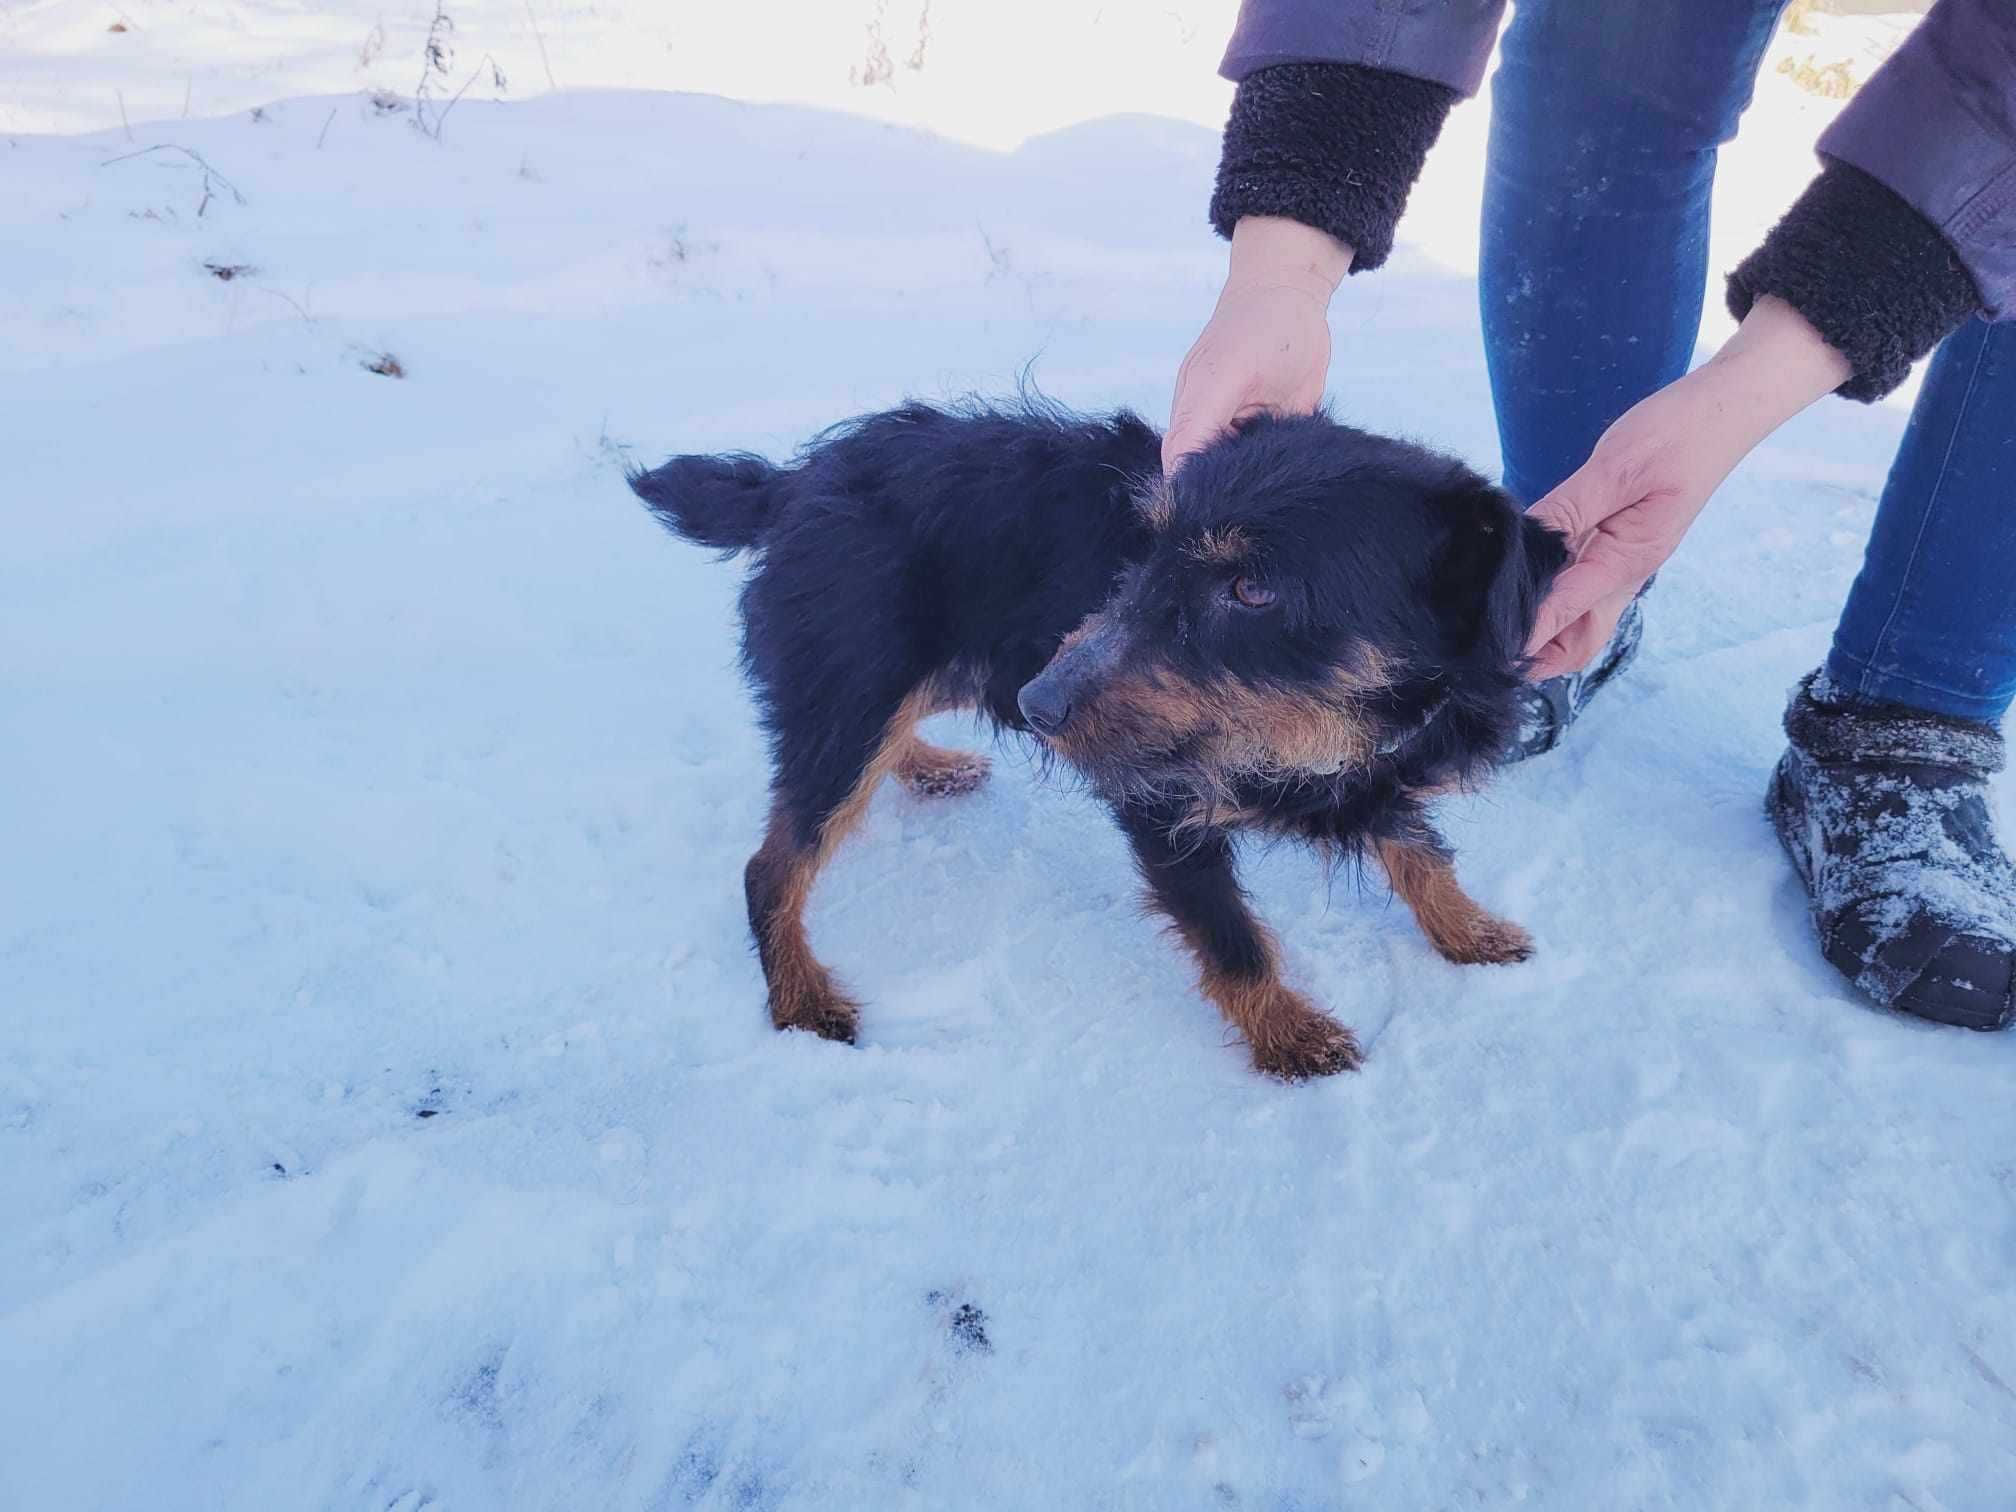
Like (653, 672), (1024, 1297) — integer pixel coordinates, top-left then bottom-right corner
(4, 4), (2013, 1510)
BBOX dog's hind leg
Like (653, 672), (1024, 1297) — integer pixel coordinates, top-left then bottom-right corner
(1375, 838), (1533, 965)
(1117, 806), (1361, 1080)
(894, 736), (992, 798)
(744, 812), (862, 1043)
(744, 685), (941, 1042)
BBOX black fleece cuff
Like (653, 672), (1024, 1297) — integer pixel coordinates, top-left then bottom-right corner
(1792, 672), (2004, 773)
(1728, 160), (1982, 402)
(1210, 62), (1456, 272)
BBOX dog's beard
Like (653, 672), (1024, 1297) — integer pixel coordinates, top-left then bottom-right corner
(1049, 731), (1344, 820)
(1036, 728), (1212, 806)
(1036, 667), (1388, 816)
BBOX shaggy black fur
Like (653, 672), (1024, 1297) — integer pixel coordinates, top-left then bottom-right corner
(1210, 61), (1456, 270)
(1728, 160), (1982, 402)
(630, 401), (1565, 1079)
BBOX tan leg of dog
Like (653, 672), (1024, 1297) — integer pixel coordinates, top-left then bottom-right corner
(744, 816), (863, 1041)
(1376, 839), (1533, 965)
(1120, 814), (1361, 1079)
(743, 689), (948, 1041)
(894, 738), (992, 798)
(1194, 940), (1364, 1080)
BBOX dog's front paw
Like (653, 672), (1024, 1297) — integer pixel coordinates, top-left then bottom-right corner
(1435, 916), (1534, 967)
(1251, 1000), (1363, 1081)
(769, 979), (861, 1044)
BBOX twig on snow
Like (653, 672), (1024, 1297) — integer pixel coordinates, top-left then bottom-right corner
(100, 143), (249, 217)
(254, 286), (317, 325)
(411, 2), (456, 135)
(432, 54), (502, 141)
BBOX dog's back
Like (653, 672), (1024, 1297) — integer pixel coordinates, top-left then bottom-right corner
(631, 401), (1162, 728)
(629, 400), (1156, 556)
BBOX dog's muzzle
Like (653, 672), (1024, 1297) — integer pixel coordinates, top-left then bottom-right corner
(1018, 621), (1125, 737)
(1017, 679), (1073, 736)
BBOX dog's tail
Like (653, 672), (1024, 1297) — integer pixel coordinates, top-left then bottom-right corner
(627, 452), (783, 553)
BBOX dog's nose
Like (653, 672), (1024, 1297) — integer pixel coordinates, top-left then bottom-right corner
(1017, 681), (1073, 736)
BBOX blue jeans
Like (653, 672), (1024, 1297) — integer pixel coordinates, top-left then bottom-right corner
(1481, 0), (2016, 724)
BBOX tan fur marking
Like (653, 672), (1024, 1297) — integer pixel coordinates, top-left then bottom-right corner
(746, 684), (952, 1039)
(1212, 678), (1374, 776)
(1152, 913), (1361, 1078)
(1135, 478), (1174, 531)
(1201, 970), (1363, 1080)
(895, 737), (992, 797)
(1044, 612), (1398, 787)
(815, 691), (932, 850)
(1054, 667), (1380, 799)
(1406, 775), (1466, 801)
(746, 816), (860, 1040)
(1187, 526), (1251, 566)
(1337, 644), (1396, 694)
(1172, 800), (1268, 835)
(1070, 669), (1211, 745)
(1376, 839), (1534, 965)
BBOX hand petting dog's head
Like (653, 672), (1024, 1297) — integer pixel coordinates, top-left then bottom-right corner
(1017, 413), (1569, 805)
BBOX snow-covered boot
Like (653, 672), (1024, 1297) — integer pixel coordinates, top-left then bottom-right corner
(1768, 671), (2016, 1030)
(1506, 589), (1647, 761)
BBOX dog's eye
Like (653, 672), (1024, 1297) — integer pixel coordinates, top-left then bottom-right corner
(1230, 576), (1278, 611)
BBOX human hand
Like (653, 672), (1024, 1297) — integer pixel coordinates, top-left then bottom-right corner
(1525, 295), (1854, 680)
(1163, 216), (1353, 474)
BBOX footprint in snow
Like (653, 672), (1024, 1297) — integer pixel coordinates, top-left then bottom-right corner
(926, 1290), (992, 1356)
(1282, 1376), (1385, 1482)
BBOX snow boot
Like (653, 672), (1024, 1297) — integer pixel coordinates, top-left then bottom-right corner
(1506, 588), (1647, 762)
(1768, 670), (2016, 1030)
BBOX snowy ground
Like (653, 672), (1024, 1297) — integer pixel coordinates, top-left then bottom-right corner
(5, 5), (2015, 1510)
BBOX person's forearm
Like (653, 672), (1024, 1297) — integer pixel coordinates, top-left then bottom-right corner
(1700, 294), (1855, 452)
(1162, 218), (1347, 468)
(1225, 216), (1353, 298)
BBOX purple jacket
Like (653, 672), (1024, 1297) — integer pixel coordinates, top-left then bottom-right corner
(1221, 0), (2016, 321)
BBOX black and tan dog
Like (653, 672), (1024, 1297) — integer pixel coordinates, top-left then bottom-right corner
(630, 401), (1566, 1079)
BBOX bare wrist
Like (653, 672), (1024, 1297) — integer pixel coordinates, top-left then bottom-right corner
(1707, 294), (1854, 429)
(1226, 216), (1354, 301)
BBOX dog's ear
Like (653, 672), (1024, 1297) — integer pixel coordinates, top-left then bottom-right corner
(1432, 476), (1571, 670)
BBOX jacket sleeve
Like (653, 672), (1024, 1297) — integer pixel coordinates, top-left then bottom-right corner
(1210, 2), (1508, 270)
(1220, 0), (1508, 94)
(1209, 62), (1460, 270)
(1729, 0), (2013, 400)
